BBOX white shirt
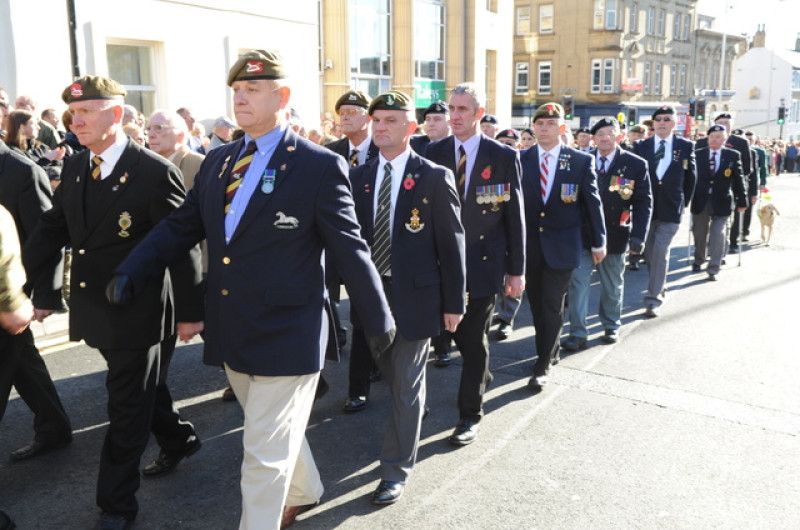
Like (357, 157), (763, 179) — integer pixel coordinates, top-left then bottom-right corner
(654, 134), (673, 180)
(374, 149), (412, 239)
(454, 133), (481, 191)
(537, 143), (562, 202)
(89, 132), (128, 180)
(349, 136), (372, 166)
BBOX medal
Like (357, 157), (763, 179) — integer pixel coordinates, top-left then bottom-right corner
(118, 211), (132, 238)
(218, 155), (231, 179)
(261, 169), (276, 194)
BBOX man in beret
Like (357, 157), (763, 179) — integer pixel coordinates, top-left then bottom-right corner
(520, 102), (605, 392)
(22, 75), (204, 529)
(349, 90), (465, 505)
(746, 131), (769, 192)
(106, 50), (395, 529)
(326, 89), (379, 167)
(425, 82), (525, 445)
(563, 118), (652, 349)
(634, 105), (696, 317)
(410, 100), (449, 155)
(479, 114), (499, 139)
(690, 124), (747, 280)
(495, 128), (520, 148)
(575, 127), (593, 153)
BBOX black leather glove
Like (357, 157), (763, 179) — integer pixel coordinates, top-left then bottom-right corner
(105, 274), (134, 306)
(629, 237), (645, 255)
(367, 326), (396, 361)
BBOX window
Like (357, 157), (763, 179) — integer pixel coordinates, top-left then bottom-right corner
(670, 64), (677, 95)
(485, 0), (497, 12)
(515, 62), (529, 95)
(350, 0), (392, 97)
(106, 42), (157, 116)
(606, 0), (618, 29)
(414, 0), (445, 81)
(683, 14), (692, 41)
(627, 59), (635, 79)
(647, 7), (655, 35)
(657, 9), (666, 36)
(654, 62), (662, 95)
(603, 58), (614, 93)
(517, 6), (531, 35)
(630, 2), (638, 33)
(540, 5), (554, 33)
(680, 64), (687, 95)
(591, 60), (601, 93)
(593, 0), (618, 30)
(792, 70), (800, 90)
(673, 13), (681, 40)
(644, 61), (651, 94)
(538, 61), (552, 94)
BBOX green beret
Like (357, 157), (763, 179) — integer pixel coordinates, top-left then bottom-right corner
(532, 102), (563, 122)
(227, 50), (286, 86)
(61, 76), (126, 104)
(368, 91), (413, 115)
(335, 90), (370, 111)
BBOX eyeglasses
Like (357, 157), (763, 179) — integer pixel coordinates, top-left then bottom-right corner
(147, 124), (176, 134)
(653, 117), (673, 122)
(338, 109), (366, 117)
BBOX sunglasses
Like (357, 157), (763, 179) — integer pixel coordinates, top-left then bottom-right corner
(338, 109), (365, 117)
(653, 117), (673, 122)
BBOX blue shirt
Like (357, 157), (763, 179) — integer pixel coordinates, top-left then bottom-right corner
(224, 125), (286, 242)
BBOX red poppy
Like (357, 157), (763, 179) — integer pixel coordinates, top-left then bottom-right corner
(481, 166), (492, 180)
(403, 177), (415, 190)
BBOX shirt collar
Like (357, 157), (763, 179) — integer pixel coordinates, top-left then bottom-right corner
(378, 148), (412, 178)
(350, 135), (372, 153)
(537, 142), (562, 160)
(91, 131), (128, 169)
(245, 125), (286, 155)
(455, 132), (481, 153)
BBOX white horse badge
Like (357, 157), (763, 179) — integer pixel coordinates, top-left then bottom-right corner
(274, 211), (300, 229)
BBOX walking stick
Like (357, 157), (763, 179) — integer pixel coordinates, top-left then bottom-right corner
(737, 211), (743, 267)
(687, 216), (692, 264)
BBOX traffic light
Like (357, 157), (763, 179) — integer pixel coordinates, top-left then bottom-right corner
(563, 95), (573, 120)
(688, 98), (697, 117)
(627, 108), (636, 127)
(696, 99), (706, 121)
(778, 106), (786, 125)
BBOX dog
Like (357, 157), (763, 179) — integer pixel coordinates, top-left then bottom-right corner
(757, 203), (780, 245)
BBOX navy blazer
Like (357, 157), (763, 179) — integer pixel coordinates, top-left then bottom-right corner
(350, 151), (466, 340)
(690, 147), (747, 216)
(326, 136), (379, 164)
(591, 148), (653, 255)
(520, 144), (606, 270)
(635, 135), (697, 224)
(116, 128), (394, 377)
(424, 135), (525, 299)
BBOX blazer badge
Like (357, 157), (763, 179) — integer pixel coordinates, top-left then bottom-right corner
(558, 151), (571, 171)
(476, 183), (510, 211)
(274, 211), (299, 229)
(724, 168), (732, 177)
(118, 211), (132, 238)
(609, 176), (634, 200)
(561, 183), (579, 203)
(405, 208), (425, 233)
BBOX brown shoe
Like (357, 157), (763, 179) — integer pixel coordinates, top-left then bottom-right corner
(280, 503), (317, 529)
(221, 386), (236, 402)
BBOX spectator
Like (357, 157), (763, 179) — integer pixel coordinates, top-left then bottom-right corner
(176, 107), (205, 154)
(122, 104), (138, 126)
(123, 123), (146, 146)
(4, 110), (66, 171)
(520, 127), (536, 149)
(785, 141), (797, 173)
(207, 116), (235, 151)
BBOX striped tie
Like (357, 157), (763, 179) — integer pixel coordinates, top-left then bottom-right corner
(599, 156), (607, 176)
(710, 151), (717, 173)
(540, 153), (550, 198)
(655, 139), (666, 161)
(372, 163), (393, 276)
(91, 156), (103, 180)
(224, 140), (257, 214)
(349, 149), (360, 167)
(456, 145), (467, 199)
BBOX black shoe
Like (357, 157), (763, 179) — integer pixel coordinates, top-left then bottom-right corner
(628, 261), (640, 271)
(337, 330), (347, 349)
(371, 480), (405, 505)
(551, 351), (561, 365)
(560, 336), (587, 352)
(422, 406), (430, 421)
(728, 245), (739, 254)
(448, 420), (479, 446)
(528, 375), (547, 394)
(369, 369), (382, 383)
(434, 352), (451, 367)
(221, 386), (237, 402)
(95, 513), (132, 530)
(343, 396), (367, 413)
(602, 329), (619, 344)
(707, 273), (717, 282)
(141, 437), (201, 478)
(9, 438), (71, 461)
(0, 510), (15, 530)
(495, 322), (511, 341)
(691, 263), (701, 272)
(644, 304), (658, 318)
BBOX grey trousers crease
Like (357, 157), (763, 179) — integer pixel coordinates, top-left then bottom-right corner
(644, 219), (681, 305)
(692, 202), (728, 275)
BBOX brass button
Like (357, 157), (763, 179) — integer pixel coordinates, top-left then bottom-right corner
(79, 281), (86, 288)
(221, 289), (229, 296)
(482, 210), (487, 214)
(78, 249), (86, 255)
(540, 212), (545, 217)
(479, 235), (485, 240)
(482, 256), (488, 261)
(539, 227), (544, 232)
(222, 257), (231, 265)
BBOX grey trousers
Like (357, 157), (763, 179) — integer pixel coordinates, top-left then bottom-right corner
(692, 202), (728, 275)
(644, 219), (681, 305)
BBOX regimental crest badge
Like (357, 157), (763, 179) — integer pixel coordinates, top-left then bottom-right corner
(118, 211), (132, 238)
(405, 208), (425, 233)
(246, 61), (264, 73)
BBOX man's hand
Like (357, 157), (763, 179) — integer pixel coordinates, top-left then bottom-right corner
(505, 275), (525, 298)
(592, 248), (607, 265)
(33, 308), (54, 322)
(443, 313), (463, 333)
(750, 195), (758, 205)
(629, 237), (644, 256)
(105, 274), (134, 306)
(367, 325), (396, 361)
(737, 206), (747, 213)
(0, 299), (34, 334)
(177, 321), (204, 343)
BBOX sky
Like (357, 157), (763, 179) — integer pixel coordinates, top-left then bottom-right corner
(697, 0), (799, 51)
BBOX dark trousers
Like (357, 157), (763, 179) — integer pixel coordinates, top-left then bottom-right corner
(348, 326), (374, 399)
(96, 343), (160, 519)
(151, 334), (197, 454)
(0, 328), (72, 443)
(526, 266), (573, 377)
(730, 205), (753, 246)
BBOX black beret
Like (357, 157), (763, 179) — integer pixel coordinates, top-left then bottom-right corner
(335, 90), (370, 111)
(423, 101), (448, 118)
(480, 114), (498, 124)
(495, 129), (520, 141)
(227, 50), (286, 86)
(590, 118), (619, 135)
(652, 105), (676, 119)
(532, 102), (563, 122)
(707, 124), (727, 134)
(731, 128), (745, 136)
(368, 91), (413, 115)
(62, 76), (126, 104)
(714, 113), (732, 121)
(577, 127), (591, 135)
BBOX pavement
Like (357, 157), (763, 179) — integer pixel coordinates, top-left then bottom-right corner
(4, 172), (799, 529)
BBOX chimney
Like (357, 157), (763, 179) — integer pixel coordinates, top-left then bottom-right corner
(752, 24), (766, 48)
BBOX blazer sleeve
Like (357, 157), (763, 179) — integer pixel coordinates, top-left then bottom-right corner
(431, 168), (466, 315)
(579, 155), (606, 250)
(502, 147), (526, 276)
(731, 152), (747, 209)
(630, 158), (653, 245)
(682, 142), (697, 206)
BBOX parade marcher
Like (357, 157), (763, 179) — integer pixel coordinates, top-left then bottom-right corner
(479, 114), (499, 139)
(575, 127), (593, 152)
(690, 124), (747, 281)
(495, 128), (520, 148)
(520, 102), (605, 392)
(746, 131), (769, 192)
(425, 82), (525, 445)
(106, 50), (395, 529)
(409, 100), (449, 155)
(563, 118), (651, 349)
(350, 91), (465, 505)
(634, 105), (696, 317)
(22, 75), (204, 530)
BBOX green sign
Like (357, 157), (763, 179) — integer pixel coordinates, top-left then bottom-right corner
(415, 79), (446, 107)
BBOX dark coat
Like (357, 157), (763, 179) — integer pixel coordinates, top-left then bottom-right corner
(635, 135), (697, 224)
(690, 147), (747, 216)
(326, 136), (379, 164)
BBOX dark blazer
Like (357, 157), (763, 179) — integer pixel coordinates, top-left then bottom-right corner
(116, 129), (394, 377)
(520, 144), (606, 270)
(690, 147), (747, 216)
(0, 141), (61, 307)
(424, 134), (525, 298)
(23, 139), (203, 349)
(350, 151), (466, 340)
(592, 148), (653, 255)
(326, 136), (379, 164)
(635, 135), (697, 224)
(697, 133), (751, 178)
(409, 135), (431, 156)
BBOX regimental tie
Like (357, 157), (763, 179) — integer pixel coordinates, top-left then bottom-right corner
(456, 145), (467, 200)
(224, 140), (257, 214)
(710, 151), (717, 174)
(371, 163), (393, 276)
(540, 152), (550, 198)
(349, 149), (360, 167)
(598, 156), (607, 176)
(655, 139), (666, 162)
(90, 156), (103, 180)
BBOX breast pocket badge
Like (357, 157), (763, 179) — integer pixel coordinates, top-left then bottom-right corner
(118, 211), (132, 238)
(274, 211), (300, 229)
(405, 208), (425, 233)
